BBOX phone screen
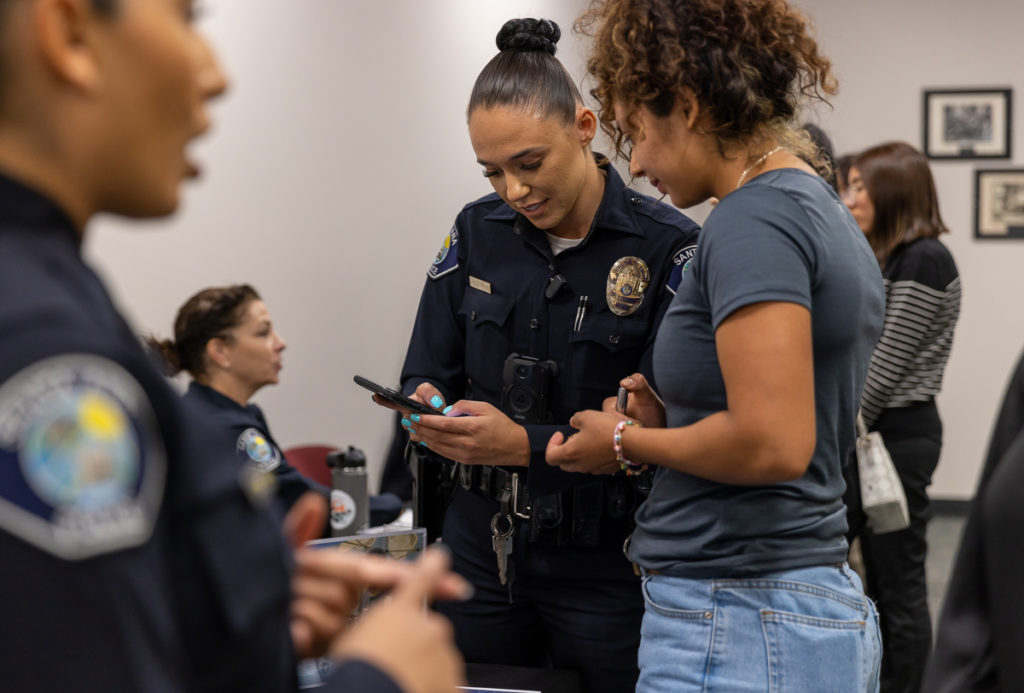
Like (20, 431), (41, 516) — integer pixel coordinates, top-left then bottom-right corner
(353, 375), (439, 416)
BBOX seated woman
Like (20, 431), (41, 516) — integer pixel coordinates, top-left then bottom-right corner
(150, 284), (325, 512)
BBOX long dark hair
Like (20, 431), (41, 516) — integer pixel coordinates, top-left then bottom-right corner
(149, 284), (260, 378)
(854, 141), (948, 263)
(467, 18), (582, 124)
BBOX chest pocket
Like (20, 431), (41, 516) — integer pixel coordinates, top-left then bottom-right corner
(566, 313), (652, 412)
(457, 290), (514, 398)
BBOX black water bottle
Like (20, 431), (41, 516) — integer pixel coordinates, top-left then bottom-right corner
(326, 446), (368, 536)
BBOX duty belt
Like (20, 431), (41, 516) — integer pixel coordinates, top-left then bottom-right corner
(458, 463), (531, 519)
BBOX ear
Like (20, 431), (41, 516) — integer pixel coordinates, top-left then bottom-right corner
(33, 0), (105, 93)
(205, 337), (232, 371)
(677, 88), (701, 130)
(575, 106), (598, 146)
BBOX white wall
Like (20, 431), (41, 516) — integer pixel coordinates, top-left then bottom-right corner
(86, 1), (595, 492)
(800, 0), (1024, 498)
(86, 0), (1020, 498)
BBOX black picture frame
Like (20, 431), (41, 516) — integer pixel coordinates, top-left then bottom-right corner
(923, 88), (1012, 160)
(974, 169), (1024, 239)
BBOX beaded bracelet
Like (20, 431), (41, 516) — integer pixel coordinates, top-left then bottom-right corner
(613, 419), (646, 476)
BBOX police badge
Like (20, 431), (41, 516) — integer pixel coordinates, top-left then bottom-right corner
(606, 256), (650, 316)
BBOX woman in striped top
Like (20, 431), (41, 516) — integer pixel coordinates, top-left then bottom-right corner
(843, 141), (961, 693)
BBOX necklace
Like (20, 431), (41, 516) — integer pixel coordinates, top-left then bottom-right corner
(736, 145), (784, 188)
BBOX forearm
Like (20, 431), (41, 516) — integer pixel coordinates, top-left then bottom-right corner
(619, 410), (813, 485)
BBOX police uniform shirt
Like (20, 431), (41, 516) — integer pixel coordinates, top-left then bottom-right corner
(401, 159), (700, 499)
(0, 173), (402, 693)
(185, 381), (329, 512)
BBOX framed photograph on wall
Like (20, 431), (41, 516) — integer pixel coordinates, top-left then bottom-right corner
(923, 88), (1012, 159)
(975, 169), (1024, 239)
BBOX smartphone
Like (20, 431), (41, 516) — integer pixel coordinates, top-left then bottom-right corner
(353, 375), (440, 416)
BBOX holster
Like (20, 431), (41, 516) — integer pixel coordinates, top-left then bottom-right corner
(407, 443), (457, 544)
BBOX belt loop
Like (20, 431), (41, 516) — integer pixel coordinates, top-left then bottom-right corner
(511, 472), (531, 519)
(478, 465), (493, 495)
(458, 463), (473, 491)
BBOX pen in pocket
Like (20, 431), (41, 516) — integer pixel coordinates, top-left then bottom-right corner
(573, 295), (589, 333)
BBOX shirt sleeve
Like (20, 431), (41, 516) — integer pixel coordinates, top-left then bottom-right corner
(400, 218), (469, 404)
(858, 242), (960, 427)
(699, 189), (815, 331)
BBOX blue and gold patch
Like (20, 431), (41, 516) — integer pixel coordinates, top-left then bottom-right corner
(428, 226), (459, 280)
(236, 428), (281, 473)
(0, 355), (165, 559)
(666, 244), (699, 295)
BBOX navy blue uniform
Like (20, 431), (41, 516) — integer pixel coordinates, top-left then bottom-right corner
(185, 381), (328, 512)
(0, 173), (401, 693)
(401, 160), (699, 692)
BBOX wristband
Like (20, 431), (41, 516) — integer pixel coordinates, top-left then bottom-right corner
(613, 419), (646, 476)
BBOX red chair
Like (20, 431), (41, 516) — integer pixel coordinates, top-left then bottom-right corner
(283, 444), (336, 487)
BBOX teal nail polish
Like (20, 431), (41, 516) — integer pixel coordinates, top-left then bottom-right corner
(401, 417), (411, 428)
(410, 414), (421, 423)
(407, 427), (417, 435)
(442, 405), (453, 415)
(430, 395), (444, 408)
(419, 441), (428, 448)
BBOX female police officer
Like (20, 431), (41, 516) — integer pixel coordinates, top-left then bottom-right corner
(383, 18), (699, 693)
(0, 1), (464, 691)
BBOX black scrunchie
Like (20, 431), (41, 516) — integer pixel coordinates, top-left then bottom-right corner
(496, 18), (560, 55)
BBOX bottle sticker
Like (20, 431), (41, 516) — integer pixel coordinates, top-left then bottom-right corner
(330, 488), (357, 531)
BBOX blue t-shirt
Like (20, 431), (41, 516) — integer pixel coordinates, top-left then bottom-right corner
(629, 168), (884, 578)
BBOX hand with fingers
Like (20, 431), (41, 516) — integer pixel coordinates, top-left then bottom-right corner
(331, 547), (468, 693)
(283, 493), (472, 661)
(544, 409), (624, 476)
(406, 398), (530, 467)
(600, 373), (666, 429)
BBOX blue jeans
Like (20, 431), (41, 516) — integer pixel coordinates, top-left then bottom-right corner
(638, 563), (881, 692)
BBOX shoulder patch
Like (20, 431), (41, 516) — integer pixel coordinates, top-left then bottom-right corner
(236, 428), (281, 473)
(428, 226), (460, 280)
(666, 244), (699, 295)
(0, 354), (165, 560)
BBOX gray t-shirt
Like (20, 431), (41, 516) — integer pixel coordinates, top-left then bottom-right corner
(629, 169), (884, 578)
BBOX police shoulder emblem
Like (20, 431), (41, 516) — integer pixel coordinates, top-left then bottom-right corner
(236, 428), (281, 473)
(666, 244), (699, 295)
(428, 226), (460, 280)
(0, 354), (165, 559)
(606, 256), (651, 316)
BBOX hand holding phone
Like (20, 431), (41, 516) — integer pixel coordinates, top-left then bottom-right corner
(354, 375), (439, 416)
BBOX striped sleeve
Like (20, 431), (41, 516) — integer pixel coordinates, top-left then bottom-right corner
(860, 275), (961, 426)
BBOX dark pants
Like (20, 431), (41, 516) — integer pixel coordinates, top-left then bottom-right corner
(436, 486), (642, 693)
(844, 401), (942, 693)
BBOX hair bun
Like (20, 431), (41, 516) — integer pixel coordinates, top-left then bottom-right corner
(496, 18), (560, 55)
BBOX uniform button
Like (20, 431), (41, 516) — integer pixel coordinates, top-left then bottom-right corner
(514, 227), (522, 235)
(470, 310), (476, 322)
(631, 196), (642, 205)
(609, 334), (620, 344)
(529, 319), (540, 330)
(549, 264), (555, 271)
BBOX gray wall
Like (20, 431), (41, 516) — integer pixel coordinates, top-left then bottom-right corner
(86, 0), (1023, 499)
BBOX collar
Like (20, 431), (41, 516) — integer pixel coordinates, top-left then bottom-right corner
(483, 154), (645, 237)
(0, 171), (81, 247)
(188, 381), (261, 417)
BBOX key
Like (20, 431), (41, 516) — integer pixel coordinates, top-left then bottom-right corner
(490, 512), (514, 586)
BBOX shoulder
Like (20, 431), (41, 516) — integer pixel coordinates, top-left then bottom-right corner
(459, 191), (507, 217)
(887, 238), (959, 287)
(0, 349), (170, 560)
(427, 194), (512, 281)
(623, 187), (701, 238)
